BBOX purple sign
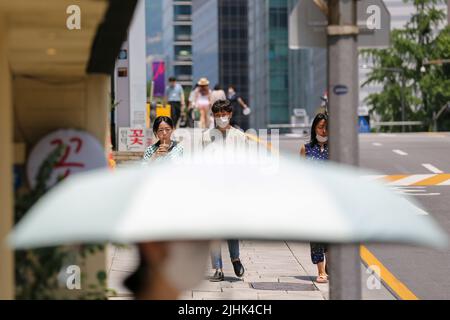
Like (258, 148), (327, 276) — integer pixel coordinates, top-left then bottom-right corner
(152, 61), (165, 97)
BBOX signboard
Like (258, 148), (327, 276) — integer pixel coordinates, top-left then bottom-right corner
(289, 0), (390, 49)
(358, 116), (371, 133)
(27, 129), (107, 189)
(118, 127), (153, 152)
(152, 61), (165, 97)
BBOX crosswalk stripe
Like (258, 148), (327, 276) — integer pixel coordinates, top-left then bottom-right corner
(386, 174), (433, 186)
(412, 174), (450, 186)
(361, 174), (450, 186)
(380, 175), (409, 183)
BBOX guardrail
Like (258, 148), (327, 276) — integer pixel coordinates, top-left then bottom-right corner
(267, 124), (310, 129)
(371, 121), (424, 127)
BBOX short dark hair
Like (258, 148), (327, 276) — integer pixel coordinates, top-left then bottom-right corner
(153, 116), (174, 134)
(168, 76), (176, 82)
(310, 113), (328, 146)
(123, 245), (150, 297)
(214, 84), (222, 91)
(211, 100), (232, 114)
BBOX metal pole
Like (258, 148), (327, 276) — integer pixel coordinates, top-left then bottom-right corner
(401, 75), (405, 133)
(448, 0), (450, 25)
(327, 0), (361, 300)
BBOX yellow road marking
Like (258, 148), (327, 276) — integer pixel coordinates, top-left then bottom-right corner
(412, 174), (450, 186)
(255, 135), (422, 299)
(360, 245), (419, 300)
(380, 175), (409, 183)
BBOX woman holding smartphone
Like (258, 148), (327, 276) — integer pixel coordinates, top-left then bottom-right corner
(143, 116), (183, 162)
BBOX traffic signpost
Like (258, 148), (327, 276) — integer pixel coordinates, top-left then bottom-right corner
(289, 0), (392, 300)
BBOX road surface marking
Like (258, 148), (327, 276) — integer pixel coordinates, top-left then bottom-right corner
(392, 149), (408, 156)
(410, 193), (441, 196)
(422, 164), (443, 174)
(380, 175), (409, 183)
(362, 174), (450, 186)
(360, 246), (419, 300)
(372, 142), (382, 147)
(385, 174), (431, 186)
(439, 179), (450, 186)
(412, 174), (450, 186)
(379, 133), (398, 137)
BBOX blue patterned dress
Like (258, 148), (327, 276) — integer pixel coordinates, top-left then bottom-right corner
(305, 142), (329, 264)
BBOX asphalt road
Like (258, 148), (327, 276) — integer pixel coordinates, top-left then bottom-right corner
(279, 132), (450, 299)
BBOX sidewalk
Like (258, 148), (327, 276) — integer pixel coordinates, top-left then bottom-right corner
(107, 241), (395, 300)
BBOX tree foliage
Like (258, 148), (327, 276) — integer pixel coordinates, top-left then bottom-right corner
(14, 144), (113, 299)
(361, 0), (450, 131)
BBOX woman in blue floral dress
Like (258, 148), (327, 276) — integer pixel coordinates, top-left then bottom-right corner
(300, 113), (329, 283)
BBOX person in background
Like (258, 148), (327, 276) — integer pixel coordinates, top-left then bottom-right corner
(228, 85), (250, 131)
(193, 78), (212, 129)
(165, 77), (185, 128)
(187, 84), (198, 128)
(211, 84), (226, 105)
(299, 112), (329, 283)
(143, 116), (183, 162)
(202, 100), (247, 282)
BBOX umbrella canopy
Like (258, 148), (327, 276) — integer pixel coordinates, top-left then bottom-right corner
(8, 148), (448, 249)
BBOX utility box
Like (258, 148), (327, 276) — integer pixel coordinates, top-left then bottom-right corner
(291, 108), (310, 134)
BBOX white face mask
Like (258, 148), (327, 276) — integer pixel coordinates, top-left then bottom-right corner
(215, 116), (230, 129)
(162, 242), (210, 291)
(316, 134), (328, 143)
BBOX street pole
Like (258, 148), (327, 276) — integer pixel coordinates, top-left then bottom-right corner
(327, 0), (361, 299)
(401, 75), (405, 133)
(448, 0), (450, 25)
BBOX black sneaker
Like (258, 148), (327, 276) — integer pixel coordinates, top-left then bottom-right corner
(232, 260), (245, 277)
(209, 270), (224, 282)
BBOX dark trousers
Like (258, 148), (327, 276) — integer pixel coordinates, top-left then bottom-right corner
(310, 243), (328, 264)
(169, 101), (181, 127)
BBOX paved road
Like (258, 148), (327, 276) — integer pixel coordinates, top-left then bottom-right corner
(279, 132), (450, 299)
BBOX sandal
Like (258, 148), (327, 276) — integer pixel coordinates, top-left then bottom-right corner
(315, 275), (328, 283)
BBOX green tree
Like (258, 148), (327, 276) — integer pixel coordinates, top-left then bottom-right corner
(361, 0), (450, 132)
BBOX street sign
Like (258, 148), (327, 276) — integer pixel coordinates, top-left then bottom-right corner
(358, 116), (371, 133)
(289, 0), (391, 49)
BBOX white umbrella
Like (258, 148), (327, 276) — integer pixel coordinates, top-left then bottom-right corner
(8, 147), (447, 249)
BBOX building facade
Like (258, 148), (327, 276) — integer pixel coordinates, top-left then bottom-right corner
(192, 0), (249, 103)
(162, 0), (193, 90)
(249, 0), (327, 129)
(145, 0), (165, 81)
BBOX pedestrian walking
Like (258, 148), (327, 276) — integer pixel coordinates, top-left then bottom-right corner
(300, 112), (329, 283)
(193, 78), (212, 129)
(165, 77), (185, 128)
(228, 85), (250, 131)
(143, 116), (183, 162)
(186, 84), (198, 128)
(202, 99), (247, 282)
(211, 84), (227, 105)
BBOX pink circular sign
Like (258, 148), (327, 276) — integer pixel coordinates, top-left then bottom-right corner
(27, 129), (108, 189)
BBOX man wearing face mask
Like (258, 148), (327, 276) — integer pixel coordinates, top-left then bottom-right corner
(202, 99), (249, 151)
(202, 99), (247, 282)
